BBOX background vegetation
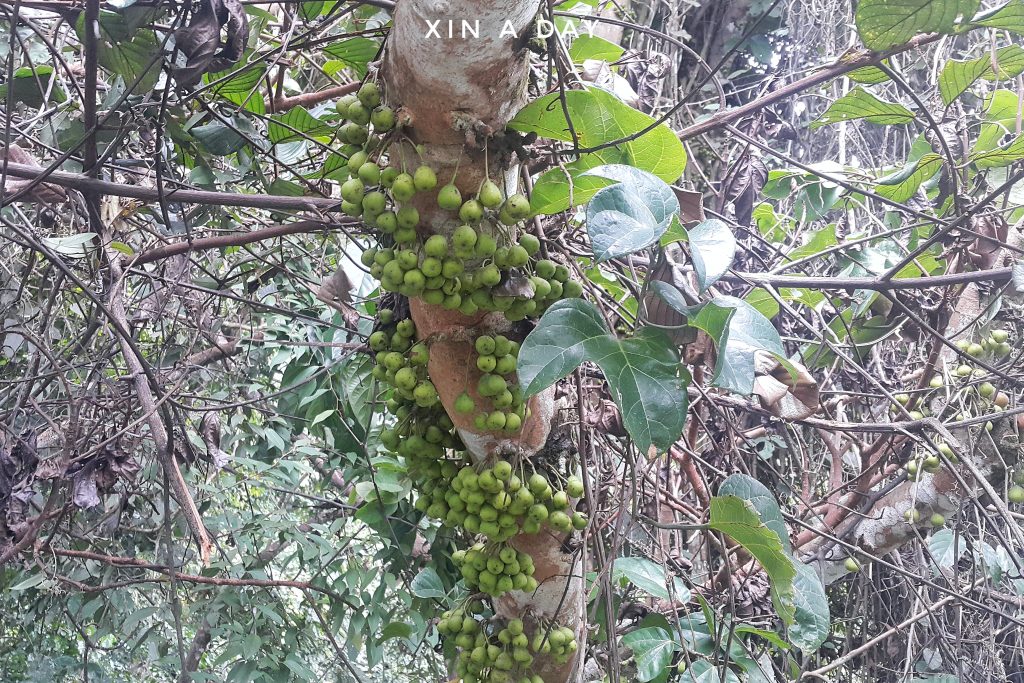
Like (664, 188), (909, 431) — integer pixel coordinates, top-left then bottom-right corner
(1, 0), (1023, 681)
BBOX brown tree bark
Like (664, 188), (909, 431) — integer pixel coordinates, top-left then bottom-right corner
(381, 2), (584, 681)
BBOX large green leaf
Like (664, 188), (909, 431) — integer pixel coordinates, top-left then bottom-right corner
(191, 120), (250, 155)
(789, 561), (830, 652)
(410, 567), (446, 600)
(654, 289), (786, 396)
(568, 34), (625, 62)
(268, 106), (335, 144)
(718, 474), (790, 553)
(323, 37), (380, 76)
(709, 495), (797, 624)
(681, 660), (741, 683)
(972, 0), (1024, 34)
(583, 165), (679, 261)
(0, 65), (67, 107)
(976, 89), (1022, 152)
(855, 0), (972, 50)
(517, 299), (689, 453)
(687, 219), (736, 293)
(509, 86), (687, 214)
(613, 557), (691, 602)
(75, 11), (160, 92)
(847, 64), (891, 84)
(938, 45), (1024, 104)
(810, 87), (915, 128)
(874, 153), (943, 202)
(928, 528), (967, 569)
(970, 134), (1024, 168)
(621, 627), (677, 682)
(206, 64), (267, 115)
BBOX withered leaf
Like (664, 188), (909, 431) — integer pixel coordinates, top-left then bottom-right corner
(967, 213), (1008, 271)
(622, 49), (671, 114)
(673, 188), (705, 227)
(172, 0), (249, 87)
(721, 153), (767, 226)
(201, 413), (231, 470)
(316, 265), (359, 331)
(493, 271), (535, 299)
(752, 356), (820, 420)
(643, 245), (698, 346)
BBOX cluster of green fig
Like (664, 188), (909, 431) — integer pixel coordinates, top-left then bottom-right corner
(892, 328), (1014, 424)
(352, 80), (588, 679)
(369, 313), (440, 410)
(361, 229), (582, 320)
(452, 334), (529, 432)
(439, 606), (578, 683)
(416, 458), (587, 545)
(453, 542), (538, 596)
(343, 82), (581, 323)
(905, 440), (958, 480)
(954, 328), (1012, 361)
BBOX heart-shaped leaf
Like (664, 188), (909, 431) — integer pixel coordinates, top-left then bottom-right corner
(709, 495), (797, 624)
(509, 86), (687, 214)
(518, 299), (689, 453)
(583, 165), (679, 262)
(654, 289), (787, 395)
(621, 627), (677, 682)
(687, 219), (736, 292)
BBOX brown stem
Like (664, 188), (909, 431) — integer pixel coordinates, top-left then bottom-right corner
(0, 162), (344, 212)
(132, 219), (342, 265)
(273, 81), (359, 112)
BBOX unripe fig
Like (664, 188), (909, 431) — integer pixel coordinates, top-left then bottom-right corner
(335, 93), (358, 115)
(391, 173), (416, 202)
(479, 179), (503, 207)
(357, 81), (381, 108)
(358, 162), (380, 184)
(341, 178), (365, 203)
(504, 193), (531, 219)
(413, 165), (437, 191)
(347, 100), (371, 126)
(518, 233), (541, 256)
(370, 105), (395, 131)
(1009, 485), (1024, 504)
(566, 476), (584, 498)
(438, 184), (463, 210)
(459, 199), (484, 223)
(379, 167), (399, 187)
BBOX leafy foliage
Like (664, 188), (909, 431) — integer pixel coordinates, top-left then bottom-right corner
(509, 86), (687, 214)
(519, 299), (689, 452)
(1, 0), (1023, 681)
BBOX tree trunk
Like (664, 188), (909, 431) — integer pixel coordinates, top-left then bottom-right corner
(382, 3), (585, 681)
